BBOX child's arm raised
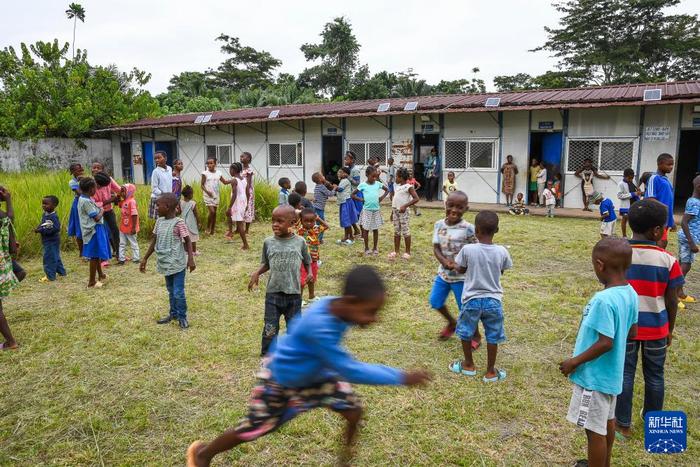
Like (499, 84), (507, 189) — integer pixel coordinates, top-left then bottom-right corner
(559, 333), (613, 376)
(139, 235), (157, 272)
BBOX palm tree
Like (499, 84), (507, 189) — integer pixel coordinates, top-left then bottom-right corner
(65, 3), (86, 59)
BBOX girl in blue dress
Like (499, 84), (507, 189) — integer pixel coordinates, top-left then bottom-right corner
(77, 177), (111, 288)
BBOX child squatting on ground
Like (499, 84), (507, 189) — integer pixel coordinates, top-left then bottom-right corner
(560, 237), (638, 467)
(508, 193), (529, 216)
(35, 195), (66, 282)
(249, 205), (312, 356)
(187, 265), (432, 467)
(140, 193), (196, 329)
(389, 167), (419, 259)
(449, 210), (512, 382)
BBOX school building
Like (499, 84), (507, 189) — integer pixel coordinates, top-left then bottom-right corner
(100, 80), (700, 209)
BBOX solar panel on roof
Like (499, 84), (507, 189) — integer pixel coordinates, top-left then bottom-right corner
(643, 89), (662, 101)
(485, 97), (501, 108)
(194, 115), (205, 124)
(377, 103), (390, 112)
(268, 110), (280, 118)
(403, 101), (418, 111)
(201, 114), (212, 123)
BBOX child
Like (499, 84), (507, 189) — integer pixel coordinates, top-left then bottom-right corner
(172, 159), (184, 199)
(140, 193), (196, 329)
(385, 157), (397, 199)
(0, 186), (19, 350)
(553, 173), (562, 207)
(201, 157), (230, 236)
(278, 177), (291, 206)
(240, 152), (255, 233)
(287, 192), (303, 229)
(352, 166), (389, 256)
(543, 181), (556, 218)
(508, 193), (530, 216)
(442, 171), (457, 199)
(617, 168), (640, 238)
(335, 167), (357, 245)
(311, 172), (336, 243)
(67, 163), (84, 256)
(77, 177), (110, 288)
(298, 208), (329, 303)
(180, 186), (201, 256)
(150, 151), (173, 219)
(430, 191), (480, 343)
(93, 170), (122, 262)
(614, 199), (683, 440)
(593, 192), (617, 238)
(117, 184), (140, 265)
(449, 211), (512, 382)
(407, 170), (422, 216)
(35, 195), (66, 282)
(389, 167), (419, 260)
(225, 162), (249, 250)
(529, 158), (540, 206)
(187, 265), (431, 467)
(677, 174), (700, 306)
(345, 151), (363, 235)
(560, 238), (638, 467)
(294, 181), (314, 210)
(536, 162), (547, 206)
(249, 205), (312, 355)
(644, 153), (676, 249)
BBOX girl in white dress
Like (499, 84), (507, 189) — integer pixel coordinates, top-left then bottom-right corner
(200, 157), (230, 235)
(226, 162), (249, 250)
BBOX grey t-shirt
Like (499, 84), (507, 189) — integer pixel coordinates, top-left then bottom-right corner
(77, 195), (102, 244)
(261, 235), (311, 295)
(455, 243), (513, 303)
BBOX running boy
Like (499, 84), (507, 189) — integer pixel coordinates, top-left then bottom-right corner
(249, 205), (312, 355)
(35, 195), (65, 282)
(593, 192), (616, 238)
(187, 266), (431, 467)
(449, 211), (512, 382)
(644, 153), (675, 249)
(615, 199), (683, 439)
(560, 238), (638, 467)
(677, 174), (700, 305)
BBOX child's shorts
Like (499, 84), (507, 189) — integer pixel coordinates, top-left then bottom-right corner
(456, 297), (505, 344)
(392, 208), (410, 236)
(566, 384), (616, 436)
(600, 220), (616, 236)
(679, 236), (696, 264)
(429, 275), (463, 310)
(300, 261), (319, 286)
(234, 361), (361, 441)
(619, 208), (629, 216)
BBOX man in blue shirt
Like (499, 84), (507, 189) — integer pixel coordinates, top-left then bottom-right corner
(187, 266), (431, 467)
(35, 195), (66, 282)
(645, 153), (675, 249)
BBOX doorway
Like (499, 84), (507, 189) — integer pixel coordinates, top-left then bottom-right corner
(143, 141), (176, 182)
(322, 135), (343, 184)
(675, 130), (700, 208)
(414, 133), (439, 198)
(120, 142), (132, 182)
(529, 131), (563, 204)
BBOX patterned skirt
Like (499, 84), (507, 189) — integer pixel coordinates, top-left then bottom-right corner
(359, 209), (383, 231)
(243, 193), (255, 223)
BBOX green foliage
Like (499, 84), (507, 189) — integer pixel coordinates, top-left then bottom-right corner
(157, 91), (225, 114)
(493, 70), (589, 91)
(211, 34), (282, 91)
(65, 2), (86, 59)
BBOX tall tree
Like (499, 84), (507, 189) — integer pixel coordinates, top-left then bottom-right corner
(65, 3), (86, 59)
(493, 70), (588, 91)
(299, 17), (360, 98)
(212, 34), (282, 91)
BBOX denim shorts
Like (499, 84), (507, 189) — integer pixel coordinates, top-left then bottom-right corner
(456, 297), (506, 344)
(679, 236), (696, 264)
(429, 275), (463, 310)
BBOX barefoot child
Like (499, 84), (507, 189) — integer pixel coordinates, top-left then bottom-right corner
(449, 211), (512, 382)
(77, 177), (110, 288)
(180, 186), (201, 256)
(593, 192), (616, 238)
(35, 195), (66, 281)
(67, 163), (84, 256)
(0, 187), (19, 350)
(352, 166), (389, 256)
(187, 265), (432, 467)
(117, 184), (140, 265)
(389, 167), (419, 259)
(430, 191), (479, 342)
(249, 205), (312, 355)
(335, 167), (357, 245)
(140, 193), (196, 329)
(225, 162), (249, 250)
(298, 208), (329, 303)
(560, 238), (638, 467)
(677, 175), (700, 306)
(201, 157), (230, 235)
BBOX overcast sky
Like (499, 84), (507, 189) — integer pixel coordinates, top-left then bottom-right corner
(2, 1), (696, 94)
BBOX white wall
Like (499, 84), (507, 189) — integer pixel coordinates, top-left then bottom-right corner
(0, 137), (112, 172)
(177, 126), (206, 184)
(530, 109), (563, 131)
(640, 104), (681, 180)
(502, 111), (530, 199)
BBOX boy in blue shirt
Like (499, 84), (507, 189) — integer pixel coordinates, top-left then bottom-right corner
(188, 266), (431, 467)
(34, 195), (66, 282)
(645, 153), (676, 249)
(593, 192), (617, 238)
(560, 238), (638, 467)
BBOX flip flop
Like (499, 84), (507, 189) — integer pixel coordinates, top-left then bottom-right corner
(483, 368), (507, 383)
(186, 440), (206, 467)
(614, 431), (630, 442)
(448, 360), (477, 376)
(471, 339), (481, 350)
(0, 342), (19, 351)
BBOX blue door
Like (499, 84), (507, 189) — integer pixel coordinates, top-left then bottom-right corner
(155, 141), (175, 166)
(143, 142), (154, 182)
(541, 132), (562, 180)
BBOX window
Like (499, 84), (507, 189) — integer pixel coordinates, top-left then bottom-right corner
(566, 139), (635, 172)
(206, 144), (232, 165)
(346, 141), (388, 166)
(269, 142), (303, 167)
(443, 139), (496, 170)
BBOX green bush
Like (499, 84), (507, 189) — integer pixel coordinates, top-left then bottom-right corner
(0, 171), (278, 257)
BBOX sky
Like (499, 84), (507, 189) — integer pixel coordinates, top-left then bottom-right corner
(2, 0), (697, 95)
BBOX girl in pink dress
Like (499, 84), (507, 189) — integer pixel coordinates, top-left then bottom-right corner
(226, 162), (249, 250)
(240, 152), (255, 233)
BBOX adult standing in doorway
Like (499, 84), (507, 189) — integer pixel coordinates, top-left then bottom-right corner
(425, 147), (440, 202)
(240, 152), (255, 234)
(500, 155), (518, 206)
(528, 158), (539, 206)
(91, 162), (122, 262)
(574, 158), (610, 211)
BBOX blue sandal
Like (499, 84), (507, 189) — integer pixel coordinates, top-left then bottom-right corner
(448, 360), (477, 376)
(483, 368), (507, 383)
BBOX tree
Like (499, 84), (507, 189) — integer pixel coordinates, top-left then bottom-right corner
(493, 70), (588, 91)
(211, 34), (282, 91)
(65, 3), (86, 59)
(167, 71), (217, 98)
(299, 17), (361, 98)
(534, 0), (700, 84)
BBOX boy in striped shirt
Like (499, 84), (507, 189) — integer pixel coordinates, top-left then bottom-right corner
(615, 199), (684, 439)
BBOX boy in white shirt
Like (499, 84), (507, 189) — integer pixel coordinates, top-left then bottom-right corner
(617, 169), (640, 238)
(543, 181), (556, 218)
(536, 162), (547, 206)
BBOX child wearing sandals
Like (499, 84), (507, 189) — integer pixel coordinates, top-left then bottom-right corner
(449, 210), (512, 383)
(352, 166), (389, 256)
(389, 167), (419, 260)
(77, 177), (111, 288)
(187, 265), (431, 467)
(336, 167), (357, 245)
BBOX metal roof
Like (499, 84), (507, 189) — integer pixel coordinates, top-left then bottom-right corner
(101, 80), (700, 132)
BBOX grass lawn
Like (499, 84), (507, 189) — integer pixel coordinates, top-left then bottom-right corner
(1, 205), (698, 466)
